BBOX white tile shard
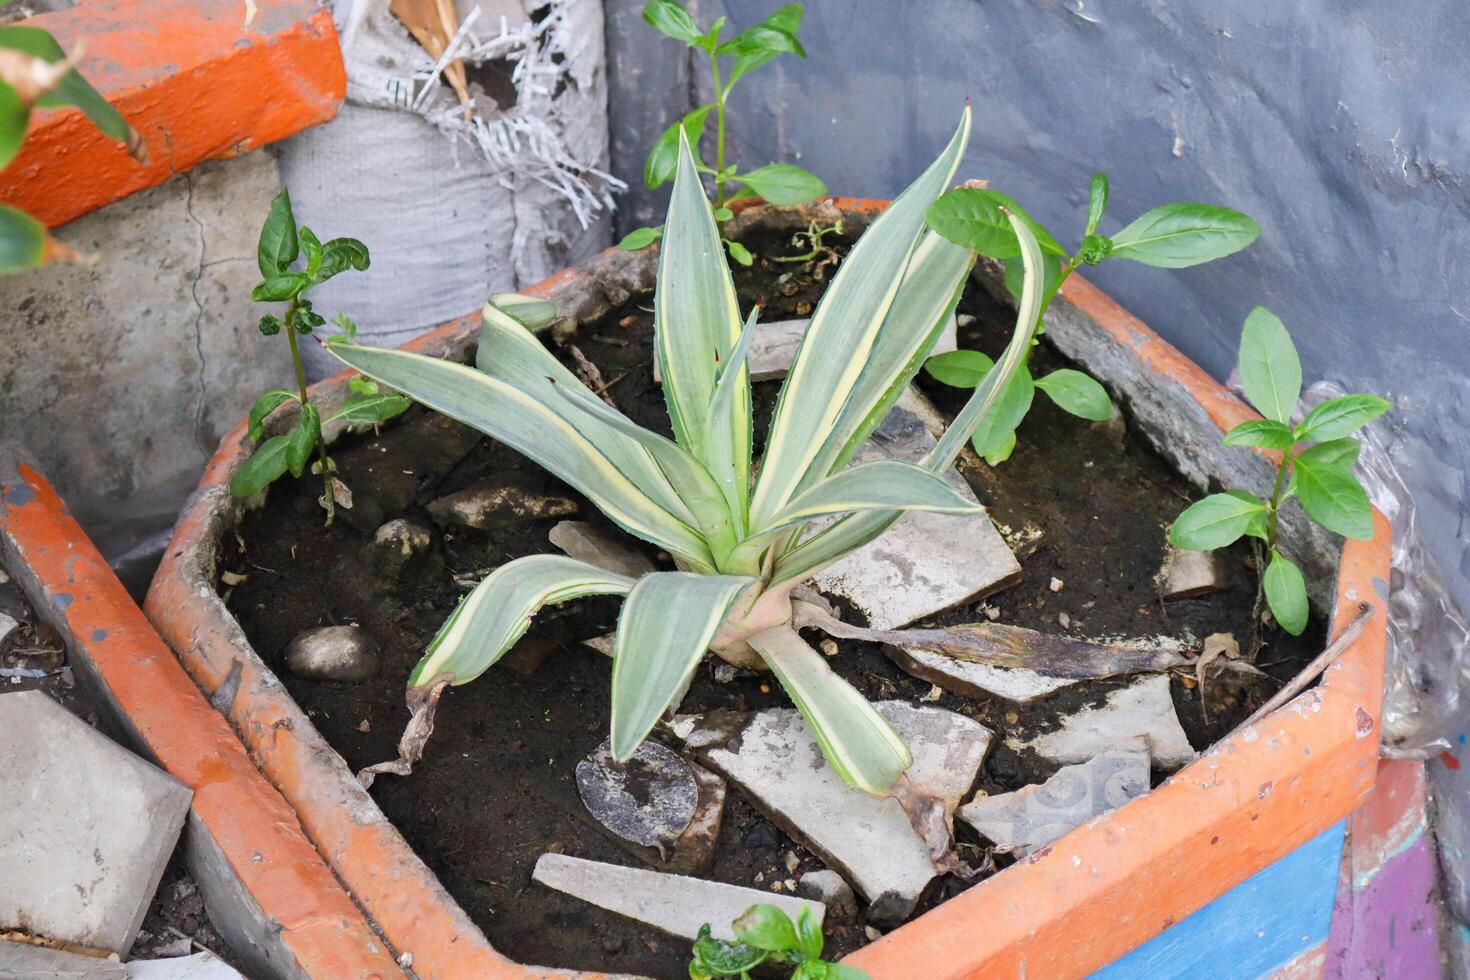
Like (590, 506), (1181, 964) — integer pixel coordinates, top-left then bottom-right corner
(673, 701), (992, 924)
(809, 389), (1021, 630)
(1005, 675), (1195, 768)
(532, 852), (822, 941)
(886, 645), (1077, 704)
(958, 738), (1151, 855)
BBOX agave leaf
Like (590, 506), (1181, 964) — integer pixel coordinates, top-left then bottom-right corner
(408, 555), (634, 689)
(770, 208), (1045, 587)
(475, 302), (697, 527)
(658, 129), (750, 521)
(489, 291), (559, 331)
(550, 377), (739, 563)
(328, 342), (716, 571)
(705, 305), (760, 533)
(609, 572), (756, 760)
(749, 106), (972, 528)
(815, 230), (975, 476)
(747, 625), (911, 795)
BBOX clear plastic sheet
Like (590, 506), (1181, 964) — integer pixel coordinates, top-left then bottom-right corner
(1300, 382), (1469, 756)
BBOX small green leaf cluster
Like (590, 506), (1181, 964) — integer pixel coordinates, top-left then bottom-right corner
(0, 25), (142, 274)
(689, 905), (868, 980)
(621, 1), (826, 265)
(923, 174), (1260, 462)
(233, 190), (405, 519)
(1170, 306), (1389, 635)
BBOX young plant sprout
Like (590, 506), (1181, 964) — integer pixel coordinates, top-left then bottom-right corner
(923, 174), (1261, 463)
(0, 24), (144, 273)
(772, 217), (844, 268)
(1170, 306), (1388, 637)
(232, 191), (408, 521)
(689, 904), (867, 980)
(619, 0), (826, 266)
(331, 106), (1046, 827)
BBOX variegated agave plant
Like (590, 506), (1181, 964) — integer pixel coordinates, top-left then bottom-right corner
(331, 105), (1044, 803)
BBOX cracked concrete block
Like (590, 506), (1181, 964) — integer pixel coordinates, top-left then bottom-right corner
(0, 152), (290, 557)
(0, 691), (193, 955)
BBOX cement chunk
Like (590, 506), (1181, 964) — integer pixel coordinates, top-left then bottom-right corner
(810, 389), (1021, 630)
(674, 701), (991, 924)
(532, 852), (822, 941)
(549, 521), (656, 578)
(886, 645), (1076, 703)
(692, 314), (958, 384)
(576, 739), (699, 850)
(126, 952), (246, 979)
(1006, 675), (1195, 768)
(958, 738), (1151, 854)
(0, 691), (193, 955)
(1156, 546), (1226, 599)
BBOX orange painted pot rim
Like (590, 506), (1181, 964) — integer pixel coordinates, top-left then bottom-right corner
(0, 444), (403, 979)
(145, 198), (1391, 980)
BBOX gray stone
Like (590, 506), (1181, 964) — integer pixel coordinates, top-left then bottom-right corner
(0, 154), (291, 560)
(810, 389), (1021, 630)
(0, 611), (18, 648)
(284, 626), (380, 683)
(796, 870), (857, 920)
(369, 519), (436, 582)
(532, 852), (822, 942)
(576, 740), (699, 850)
(886, 645), (1076, 704)
(661, 314), (959, 384)
(674, 701), (991, 924)
(0, 940), (126, 978)
(958, 738), (1151, 855)
(1006, 675), (1195, 768)
(1156, 546), (1226, 600)
(427, 482), (578, 531)
(126, 951), (245, 979)
(549, 521), (656, 578)
(0, 691), (192, 954)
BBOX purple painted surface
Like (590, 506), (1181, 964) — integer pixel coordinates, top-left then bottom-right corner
(1326, 834), (1442, 979)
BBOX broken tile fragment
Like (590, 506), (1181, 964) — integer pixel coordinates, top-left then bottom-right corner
(549, 520), (656, 578)
(1005, 675), (1195, 768)
(532, 853), (822, 942)
(127, 951), (247, 978)
(958, 738), (1151, 854)
(886, 644), (1076, 704)
(1156, 546), (1226, 600)
(673, 701), (992, 925)
(0, 691), (193, 955)
(796, 870), (857, 920)
(810, 389), (1021, 630)
(427, 481), (578, 531)
(0, 939), (126, 978)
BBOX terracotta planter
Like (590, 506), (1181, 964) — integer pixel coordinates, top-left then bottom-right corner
(0, 444), (401, 980)
(145, 199), (1391, 979)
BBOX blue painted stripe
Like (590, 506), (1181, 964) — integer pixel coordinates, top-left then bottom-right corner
(1090, 821), (1345, 980)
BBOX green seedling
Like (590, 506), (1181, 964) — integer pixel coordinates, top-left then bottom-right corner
(620, 0), (826, 266)
(924, 174), (1260, 463)
(689, 904), (869, 980)
(0, 25), (144, 273)
(772, 217), (843, 268)
(1170, 306), (1388, 637)
(232, 190), (408, 522)
(332, 107), (1050, 815)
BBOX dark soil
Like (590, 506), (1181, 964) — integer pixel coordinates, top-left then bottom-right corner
(0, 564), (240, 968)
(225, 224), (1325, 978)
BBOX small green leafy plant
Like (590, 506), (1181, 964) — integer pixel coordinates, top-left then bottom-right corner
(1169, 306), (1389, 636)
(619, 0), (826, 266)
(333, 106), (1049, 811)
(923, 174), (1260, 463)
(0, 24), (144, 273)
(689, 904), (868, 980)
(232, 190), (408, 522)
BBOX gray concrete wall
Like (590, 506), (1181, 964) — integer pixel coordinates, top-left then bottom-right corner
(606, 0), (1470, 604)
(0, 152), (291, 564)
